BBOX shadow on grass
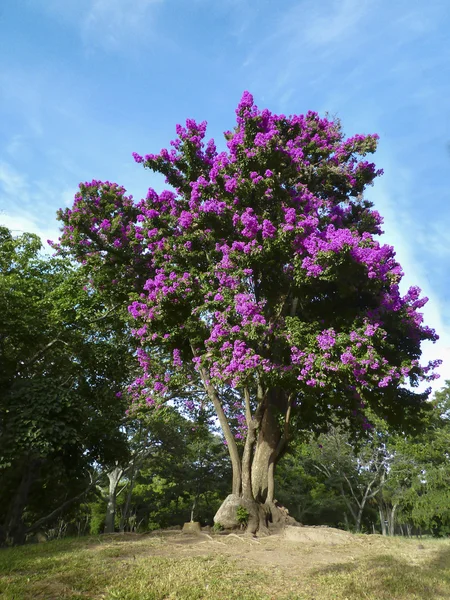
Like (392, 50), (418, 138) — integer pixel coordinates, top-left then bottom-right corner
(311, 543), (450, 600)
(0, 536), (112, 572)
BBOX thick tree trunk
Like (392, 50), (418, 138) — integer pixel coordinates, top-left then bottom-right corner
(105, 466), (123, 534)
(203, 375), (296, 534)
(251, 404), (281, 503)
(214, 394), (294, 534)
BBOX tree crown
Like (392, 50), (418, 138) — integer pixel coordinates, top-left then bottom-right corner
(54, 92), (440, 433)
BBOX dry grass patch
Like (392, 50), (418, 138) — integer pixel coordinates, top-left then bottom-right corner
(0, 532), (449, 599)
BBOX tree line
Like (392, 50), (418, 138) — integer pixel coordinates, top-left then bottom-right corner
(0, 225), (448, 543)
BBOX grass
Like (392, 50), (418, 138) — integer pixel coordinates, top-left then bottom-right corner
(310, 546), (450, 600)
(0, 533), (449, 599)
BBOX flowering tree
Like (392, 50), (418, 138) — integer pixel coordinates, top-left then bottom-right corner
(55, 92), (440, 531)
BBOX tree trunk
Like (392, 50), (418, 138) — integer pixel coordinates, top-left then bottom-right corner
(387, 503), (397, 536)
(344, 512), (350, 532)
(214, 396), (292, 533)
(379, 505), (387, 535)
(353, 484), (374, 533)
(240, 417), (257, 500)
(355, 508), (363, 533)
(119, 463), (136, 533)
(251, 404), (281, 503)
(105, 466), (123, 534)
(1, 458), (41, 545)
(199, 365), (242, 495)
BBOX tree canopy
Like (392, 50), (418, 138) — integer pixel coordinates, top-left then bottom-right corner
(54, 92), (441, 531)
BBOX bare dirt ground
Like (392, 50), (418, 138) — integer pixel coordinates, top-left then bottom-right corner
(131, 525), (434, 574)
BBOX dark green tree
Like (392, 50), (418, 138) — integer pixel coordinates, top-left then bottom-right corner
(0, 227), (133, 545)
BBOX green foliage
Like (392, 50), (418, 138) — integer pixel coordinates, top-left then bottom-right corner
(113, 411), (231, 531)
(236, 506), (249, 527)
(88, 500), (106, 535)
(277, 441), (353, 528)
(371, 383), (450, 536)
(0, 223), (446, 542)
(0, 226), (133, 544)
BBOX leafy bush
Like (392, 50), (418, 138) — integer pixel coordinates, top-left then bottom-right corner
(236, 506), (249, 528)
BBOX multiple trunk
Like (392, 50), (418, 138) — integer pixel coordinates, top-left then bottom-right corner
(199, 366), (290, 532)
(105, 446), (155, 534)
(378, 500), (398, 536)
(248, 404), (281, 504)
(337, 478), (381, 533)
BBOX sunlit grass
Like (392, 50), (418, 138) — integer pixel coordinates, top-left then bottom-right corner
(0, 534), (449, 599)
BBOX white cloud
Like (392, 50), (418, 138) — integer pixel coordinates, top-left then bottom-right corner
(0, 211), (60, 254)
(0, 162), (29, 199)
(0, 161), (69, 250)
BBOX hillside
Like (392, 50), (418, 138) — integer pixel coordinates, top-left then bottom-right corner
(1, 529), (449, 599)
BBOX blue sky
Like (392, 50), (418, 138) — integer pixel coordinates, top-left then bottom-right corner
(1, 0), (449, 390)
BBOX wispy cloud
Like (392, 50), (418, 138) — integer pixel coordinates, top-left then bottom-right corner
(300, 0), (369, 47)
(0, 162), (28, 199)
(34, 0), (164, 52)
(83, 0), (163, 48)
(241, 0), (374, 106)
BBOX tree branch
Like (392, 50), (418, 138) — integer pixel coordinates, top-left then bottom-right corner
(26, 475), (102, 534)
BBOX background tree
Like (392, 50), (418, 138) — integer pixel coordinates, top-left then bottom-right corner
(277, 383), (450, 536)
(384, 383), (450, 536)
(304, 426), (388, 532)
(0, 227), (132, 545)
(54, 92), (440, 532)
(275, 440), (347, 528)
(87, 407), (231, 533)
